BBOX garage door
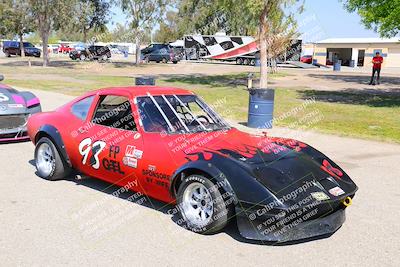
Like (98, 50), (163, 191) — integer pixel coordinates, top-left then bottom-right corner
(387, 48), (400, 67)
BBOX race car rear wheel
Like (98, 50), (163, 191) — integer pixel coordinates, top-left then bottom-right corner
(35, 137), (69, 181)
(177, 175), (231, 234)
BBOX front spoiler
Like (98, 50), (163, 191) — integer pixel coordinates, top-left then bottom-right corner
(0, 127), (29, 143)
(236, 207), (346, 243)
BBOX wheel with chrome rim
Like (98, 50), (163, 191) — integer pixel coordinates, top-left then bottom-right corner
(177, 175), (232, 234)
(182, 182), (214, 228)
(36, 142), (55, 177)
(35, 137), (70, 180)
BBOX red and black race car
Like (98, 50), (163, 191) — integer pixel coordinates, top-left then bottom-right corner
(27, 86), (357, 243)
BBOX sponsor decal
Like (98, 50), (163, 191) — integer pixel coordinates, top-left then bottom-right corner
(0, 93), (9, 102)
(108, 145), (120, 159)
(123, 157), (138, 168)
(133, 148), (143, 159)
(125, 145), (143, 159)
(103, 158), (125, 174)
(148, 165), (156, 171)
(79, 138), (106, 169)
(8, 104), (23, 108)
(329, 186), (345, 196)
(311, 192), (330, 201)
(125, 145), (135, 157)
(142, 169), (170, 181)
(103, 145), (124, 174)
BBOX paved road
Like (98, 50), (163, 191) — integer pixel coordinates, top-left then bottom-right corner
(1, 90), (399, 266)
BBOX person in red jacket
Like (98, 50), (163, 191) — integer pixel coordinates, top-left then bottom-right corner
(369, 51), (383, 85)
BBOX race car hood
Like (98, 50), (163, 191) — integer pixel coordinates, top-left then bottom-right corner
(183, 128), (357, 204)
(0, 87), (39, 114)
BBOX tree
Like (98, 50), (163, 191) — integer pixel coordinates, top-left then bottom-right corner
(263, 4), (299, 73)
(177, 0), (226, 35)
(237, 0), (302, 88)
(154, 11), (181, 43)
(343, 0), (400, 37)
(0, 0), (35, 57)
(73, 0), (111, 42)
(119, 0), (170, 65)
(178, 0), (302, 88)
(29, 0), (76, 66)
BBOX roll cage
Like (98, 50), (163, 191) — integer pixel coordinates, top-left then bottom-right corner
(136, 93), (230, 134)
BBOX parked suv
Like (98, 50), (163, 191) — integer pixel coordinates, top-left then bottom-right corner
(2, 41), (41, 57)
(142, 47), (181, 64)
(141, 43), (171, 56)
(69, 45), (111, 61)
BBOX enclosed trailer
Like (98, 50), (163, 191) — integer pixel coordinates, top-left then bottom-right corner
(184, 34), (302, 65)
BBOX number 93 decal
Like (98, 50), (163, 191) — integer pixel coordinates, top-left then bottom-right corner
(79, 138), (106, 169)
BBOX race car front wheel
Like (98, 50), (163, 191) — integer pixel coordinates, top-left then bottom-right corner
(177, 175), (232, 234)
(35, 137), (69, 181)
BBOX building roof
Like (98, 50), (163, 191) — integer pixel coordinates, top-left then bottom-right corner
(317, 38), (400, 44)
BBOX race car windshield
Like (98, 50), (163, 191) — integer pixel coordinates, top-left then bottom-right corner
(137, 94), (230, 133)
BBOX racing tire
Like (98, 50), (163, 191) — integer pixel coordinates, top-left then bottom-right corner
(177, 174), (232, 234)
(34, 137), (70, 181)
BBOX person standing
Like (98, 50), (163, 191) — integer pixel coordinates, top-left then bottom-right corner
(369, 51), (383, 85)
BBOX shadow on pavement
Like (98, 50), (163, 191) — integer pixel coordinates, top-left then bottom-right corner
(28, 157), (337, 246)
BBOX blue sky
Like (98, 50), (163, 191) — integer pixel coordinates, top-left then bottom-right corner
(108, 0), (380, 41)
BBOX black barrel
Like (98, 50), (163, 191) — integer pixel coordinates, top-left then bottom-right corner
(247, 88), (275, 129)
(135, 77), (155, 85)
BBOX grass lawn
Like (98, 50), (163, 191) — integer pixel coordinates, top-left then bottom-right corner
(1, 64), (399, 143)
(159, 76), (400, 143)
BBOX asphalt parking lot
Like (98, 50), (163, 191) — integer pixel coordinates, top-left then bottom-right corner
(1, 89), (399, 266)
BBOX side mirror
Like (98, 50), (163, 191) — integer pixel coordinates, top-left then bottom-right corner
(0, 74), (4, 81)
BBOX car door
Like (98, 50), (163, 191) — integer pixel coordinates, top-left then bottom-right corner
(148, 50), (158, 61)
(87, 46), (96, 59)
(11, 42), (19, 55)
(133, 95), (184, 202)
(72, 93), (144, 191)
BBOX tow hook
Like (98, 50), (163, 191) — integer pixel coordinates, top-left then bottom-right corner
(342, 196), (352, 207)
